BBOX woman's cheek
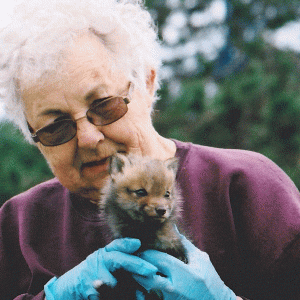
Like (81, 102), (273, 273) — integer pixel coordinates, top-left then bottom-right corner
(37, 142), (77, 174)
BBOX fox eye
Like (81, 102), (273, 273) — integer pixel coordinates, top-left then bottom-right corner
(164, 191), (171, 198)
(134, 189), (148, 197)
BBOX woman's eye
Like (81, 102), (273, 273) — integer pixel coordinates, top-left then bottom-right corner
(164, 191), (170, 198)
(90, 97), (110, 108)
(54, 114), (72, 122)
(133, 189), (148, 197)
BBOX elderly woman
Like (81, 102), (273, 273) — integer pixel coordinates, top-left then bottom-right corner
(0, 0), (300, 299)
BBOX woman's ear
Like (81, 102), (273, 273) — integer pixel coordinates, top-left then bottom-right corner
(146, 69), (156, 97)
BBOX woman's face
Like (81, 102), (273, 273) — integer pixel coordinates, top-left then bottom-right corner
(22, 34), (155, 201)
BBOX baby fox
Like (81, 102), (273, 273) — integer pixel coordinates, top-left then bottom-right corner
(99, 153), (187, 263)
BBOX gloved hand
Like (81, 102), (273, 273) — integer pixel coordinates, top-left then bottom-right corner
(44, 238), (158, 300)
(133, 234), (237, 300)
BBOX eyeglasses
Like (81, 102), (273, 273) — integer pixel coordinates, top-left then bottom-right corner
(27, 82), (132, 146)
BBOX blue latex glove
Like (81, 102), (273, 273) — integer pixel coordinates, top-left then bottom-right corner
(44, 238), (158, 300)
(133, 235), (237, 300)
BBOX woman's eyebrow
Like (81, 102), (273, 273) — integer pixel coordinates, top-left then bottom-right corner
(84, 83), (128, 101)
(84, 84), (108, 101)
(38, 109), (66, 118)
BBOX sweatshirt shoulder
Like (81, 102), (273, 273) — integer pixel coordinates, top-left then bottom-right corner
(0, 178), (68, 213)
(175, 139), (272, 167)
(174, 140), (295, 186)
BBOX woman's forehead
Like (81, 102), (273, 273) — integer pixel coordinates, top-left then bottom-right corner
(21, 38), (129, 126)
(23, 34), (128, 101)
(65, 34), (114, 74)
(21, 33), (126, 91)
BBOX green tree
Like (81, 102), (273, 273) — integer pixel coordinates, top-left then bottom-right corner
(0, 121), (53, 206)
(154, 42), (300, 188)
(150, 0), (300, 188)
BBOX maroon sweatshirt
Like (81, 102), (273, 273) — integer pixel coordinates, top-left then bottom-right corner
(1, 140), (300, 300)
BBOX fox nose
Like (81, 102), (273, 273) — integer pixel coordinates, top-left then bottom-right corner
(155, 207), (167, 217)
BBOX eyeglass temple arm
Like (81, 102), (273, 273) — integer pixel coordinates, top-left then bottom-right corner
(26, 121), (40, 143)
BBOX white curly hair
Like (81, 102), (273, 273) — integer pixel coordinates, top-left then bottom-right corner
(0, 0), (162, 142)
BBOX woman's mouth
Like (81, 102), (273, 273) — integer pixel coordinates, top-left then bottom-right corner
(81, 158), (110, 178)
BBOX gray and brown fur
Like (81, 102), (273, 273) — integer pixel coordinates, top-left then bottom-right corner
(99, 153), (187, 263)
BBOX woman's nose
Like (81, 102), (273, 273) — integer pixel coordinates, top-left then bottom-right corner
(76, 117), (105, 148)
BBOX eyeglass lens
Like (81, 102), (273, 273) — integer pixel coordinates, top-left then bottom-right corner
(37, 119), (77, 146)
(36, 96), (128, 146)
(86, 96), (128, 126)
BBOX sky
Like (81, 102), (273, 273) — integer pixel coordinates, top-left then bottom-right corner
(0, 0), (299, 118)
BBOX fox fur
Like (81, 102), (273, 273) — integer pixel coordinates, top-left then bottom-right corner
(99, 153), (187, 263)
(95, 153), (187, 299)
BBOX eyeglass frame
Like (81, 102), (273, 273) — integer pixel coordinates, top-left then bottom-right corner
(27, 82), (133, 146)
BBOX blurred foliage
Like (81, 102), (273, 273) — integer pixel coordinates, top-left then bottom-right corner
(1, 0), (300, 205)
(0, 122), (53, 206)
(149, 0), (300, 189)
(154, 44), (300, 188)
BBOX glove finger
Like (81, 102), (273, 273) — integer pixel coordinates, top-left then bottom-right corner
(105, 238), (141, 254)
(139, 250), (185, 276)
(104, 251), (158, 276)
(179, 237), (211, 266)
(82, 270), (117, 297)
(136, 289), (146, 300)
(133, 274), (172, 292)
(179, 234), (199, 252)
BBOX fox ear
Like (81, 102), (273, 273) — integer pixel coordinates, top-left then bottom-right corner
(109, 153), (129, 176)
(165, 157), (179, 175)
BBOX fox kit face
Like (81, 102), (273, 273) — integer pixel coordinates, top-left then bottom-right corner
(105, 154), (180, 224)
